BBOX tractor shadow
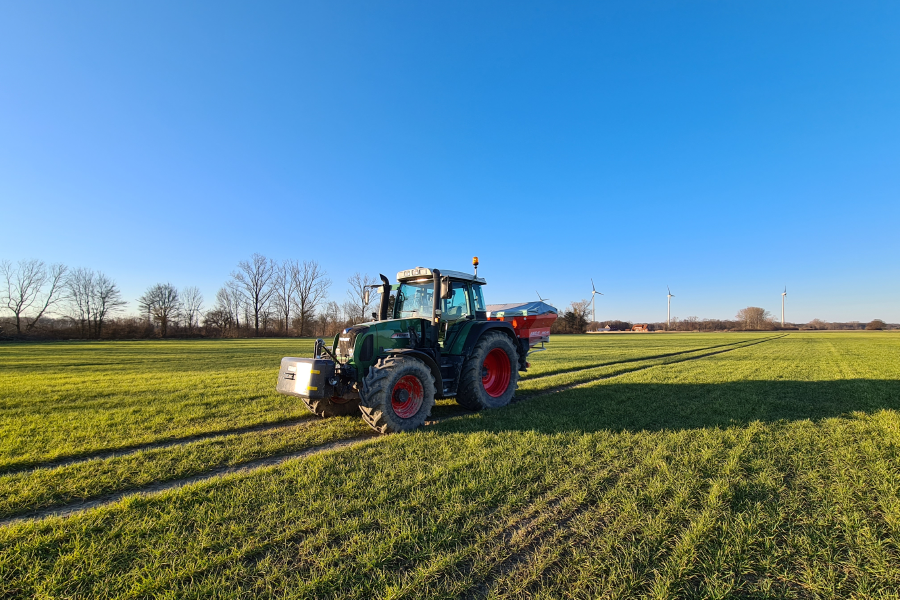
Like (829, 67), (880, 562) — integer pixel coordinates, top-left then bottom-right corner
(433, 379), (900, 435)
(519, 337), (763, 381)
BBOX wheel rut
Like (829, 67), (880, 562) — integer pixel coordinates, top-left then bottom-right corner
(516, 334), (786, 402)
(521, 337), (754, 382)
(0, 416), (315, 476)
(0, 434), (377, 528)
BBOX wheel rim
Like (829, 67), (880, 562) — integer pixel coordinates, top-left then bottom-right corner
(391, 374), (424, 419)
(482, 347), (511, 397)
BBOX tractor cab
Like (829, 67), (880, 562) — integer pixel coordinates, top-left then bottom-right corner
(393, 267), (488, 350)
(394, 267), (486, 320)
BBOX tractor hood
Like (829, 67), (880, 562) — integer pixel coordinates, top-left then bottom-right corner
(333, 318), (428, 365)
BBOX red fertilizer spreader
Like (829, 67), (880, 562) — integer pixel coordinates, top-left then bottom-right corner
(485, 301), (558, 349)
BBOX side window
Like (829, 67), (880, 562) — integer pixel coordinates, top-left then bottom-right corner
(442, 282), (471, 321)
(472, 285), (486, 312)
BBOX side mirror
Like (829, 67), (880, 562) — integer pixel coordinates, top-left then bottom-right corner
(363, 289), (370, 306)
(440, 276), (453, 299)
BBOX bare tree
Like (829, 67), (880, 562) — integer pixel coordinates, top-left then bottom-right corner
(66, 268), (94, 337)
(292, 260), (330, 337)
(736, 307), (773, 330)
(313, 300), (342, 337)
(1, 259), (68, 333)
(271, 260), (300, 333)
(231, 253), (275, 336)
(93, 273), (126, 337)
(345, 272), (377, 324)
(65, 268), (126, 338)
(552, 299), (591, 334)
(209, 282), (244, 336)
(214, 282), (243, 333)
(203, 307), (232, 336)
(138, 283), (181, 337)
(182, 286), (204, 333)
(807, 318), (828, 330)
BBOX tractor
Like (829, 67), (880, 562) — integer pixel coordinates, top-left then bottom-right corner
(275, 259), (558, 433)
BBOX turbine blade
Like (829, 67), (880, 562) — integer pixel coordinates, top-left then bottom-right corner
(591, 278), (596, 292)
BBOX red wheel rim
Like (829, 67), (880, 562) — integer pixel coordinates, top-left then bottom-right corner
(391, 375), (424, 419)
(482, 348), (511, 397)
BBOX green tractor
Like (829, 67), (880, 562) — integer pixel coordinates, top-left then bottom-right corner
(276, 261), (558, 433)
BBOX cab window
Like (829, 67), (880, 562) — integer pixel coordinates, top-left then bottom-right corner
(442, 282), (471, 321)
(472, 285), (486, 312)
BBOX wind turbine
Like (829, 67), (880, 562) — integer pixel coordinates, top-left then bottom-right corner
(667, 286), (674, 329)
(781, 286), (787, 326)
(590, 279), (603, 330)
(536, 291), (552, 307)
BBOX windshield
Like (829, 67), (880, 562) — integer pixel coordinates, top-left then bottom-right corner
(394, 280), (474, 321)
(394, 282), (434, 319)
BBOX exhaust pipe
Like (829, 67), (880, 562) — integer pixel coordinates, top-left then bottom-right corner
(378, 274), (390, 321)
(432, 269), (442, 324)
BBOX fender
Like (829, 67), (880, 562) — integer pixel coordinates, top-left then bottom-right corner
(459, 321), (518, 356)
(383, 348), (443, 392)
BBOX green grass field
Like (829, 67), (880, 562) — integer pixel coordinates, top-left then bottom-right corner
(2, 332), (900, 598)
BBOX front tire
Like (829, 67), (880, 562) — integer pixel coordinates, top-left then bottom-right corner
(360, 357), (436, 433)
(303, 395), (360, 418)
(456, 332), (519, 410)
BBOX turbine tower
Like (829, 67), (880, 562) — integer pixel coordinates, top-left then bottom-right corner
(667, 286), (674, 329)
(781, 286), (787, 326)
(590, 279), (603, 330)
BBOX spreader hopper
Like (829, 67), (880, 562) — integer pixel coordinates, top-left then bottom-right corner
(485, 301), (558, 347)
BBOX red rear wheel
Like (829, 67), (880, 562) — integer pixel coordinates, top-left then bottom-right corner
(391, 374), (424, 419)
(481, 347), (512, 397)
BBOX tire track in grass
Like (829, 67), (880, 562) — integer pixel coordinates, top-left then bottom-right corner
(0, 434), (377, 528)
(0, 415), (316, 476)
(521, 337), (756, 382)
(517, 334), (787, 402)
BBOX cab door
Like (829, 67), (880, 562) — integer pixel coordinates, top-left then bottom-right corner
(439, 281), (473, 351)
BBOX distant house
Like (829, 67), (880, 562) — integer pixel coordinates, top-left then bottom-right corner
(632, 324), (650, 332)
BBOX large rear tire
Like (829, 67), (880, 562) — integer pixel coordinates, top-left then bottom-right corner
(303, 395), (360, 418)
(360, 356), (436, 433)
(456, 332), (519, 410)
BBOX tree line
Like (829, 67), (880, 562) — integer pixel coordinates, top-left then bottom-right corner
(2, 259), (894, 339)
(0, 254), (380, 340)
(0, 260), (126, 338)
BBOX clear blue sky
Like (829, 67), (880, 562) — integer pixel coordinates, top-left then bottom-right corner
(1, 1), (898, 323)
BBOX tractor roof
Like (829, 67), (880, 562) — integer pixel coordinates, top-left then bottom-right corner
(397, 267), (486, 285)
